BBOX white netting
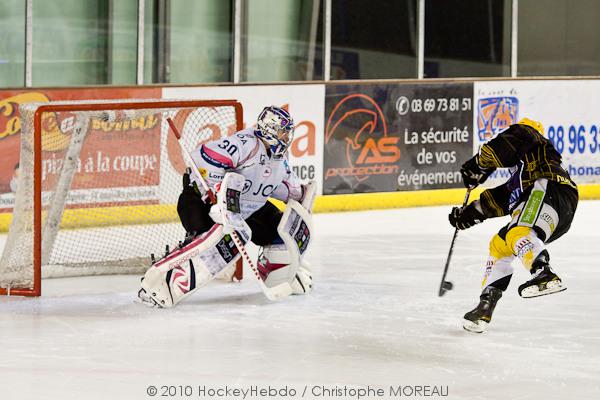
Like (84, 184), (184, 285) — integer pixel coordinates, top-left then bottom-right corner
(0, 99), (240, 293)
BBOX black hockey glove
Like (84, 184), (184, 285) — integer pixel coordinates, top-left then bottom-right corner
(460, 155), (492, 188)
(449, 202), (486, 230)
(182, 168), (209, 201)
(182, 168), (197, 193)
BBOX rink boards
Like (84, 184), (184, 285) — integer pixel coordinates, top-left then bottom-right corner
(2, 79), (600, 232)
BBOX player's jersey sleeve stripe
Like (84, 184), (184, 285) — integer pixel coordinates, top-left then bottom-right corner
(200, 145), (235, 169)
(479, 145), (503, 168)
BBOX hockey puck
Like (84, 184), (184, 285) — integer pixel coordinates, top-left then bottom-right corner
(442, 281), (454, 290)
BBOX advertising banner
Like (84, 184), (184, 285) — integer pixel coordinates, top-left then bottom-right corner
(475, 80), (600, 186)
(162, 85), (325, 192)
(324, 82), (473, 194)
(0, 88), (162, 212)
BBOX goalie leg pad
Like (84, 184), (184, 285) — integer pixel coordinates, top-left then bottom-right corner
(257, 244), (313, 295)
(255, 199), (315, 296)
(300, 180), (318, 211)
(139, 224), (242, 308)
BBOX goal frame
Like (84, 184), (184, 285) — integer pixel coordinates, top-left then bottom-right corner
(0, 99), (243, 297)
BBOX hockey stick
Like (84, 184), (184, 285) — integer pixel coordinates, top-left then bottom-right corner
(167, 118), (217, 204)
(166, 118), (290, 301)
(438, 188), (472, 297)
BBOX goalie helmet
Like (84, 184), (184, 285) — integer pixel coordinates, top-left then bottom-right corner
(256, 106), (295, 158)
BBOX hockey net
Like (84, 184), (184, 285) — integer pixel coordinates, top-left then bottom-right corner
(0, 99), (243, 296)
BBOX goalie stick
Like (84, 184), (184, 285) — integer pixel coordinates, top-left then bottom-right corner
(438, 188), (472, 297)
(166, 117), (291, 301)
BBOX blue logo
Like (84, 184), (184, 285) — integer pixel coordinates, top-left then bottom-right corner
(477, 97), (519, 141)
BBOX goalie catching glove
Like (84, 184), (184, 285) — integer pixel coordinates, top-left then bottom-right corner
(449, 200), (486, 230)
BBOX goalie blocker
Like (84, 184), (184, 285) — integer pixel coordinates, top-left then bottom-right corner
(138, 173), (316, 307)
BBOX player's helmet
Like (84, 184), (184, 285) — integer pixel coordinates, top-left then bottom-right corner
(256, 106), (295, 158)
(518, 118), (544, 135)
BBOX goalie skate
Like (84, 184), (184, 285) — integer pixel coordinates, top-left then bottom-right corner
(137, 282), (162, 308)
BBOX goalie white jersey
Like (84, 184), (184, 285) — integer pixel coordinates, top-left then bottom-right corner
(189, 128), (303, 217)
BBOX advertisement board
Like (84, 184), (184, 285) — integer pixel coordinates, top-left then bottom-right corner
(323, 82), (473, 194)
(0, 88), (161, 212)
(162, 84), (325, 192)
(475, 80), (600, 186)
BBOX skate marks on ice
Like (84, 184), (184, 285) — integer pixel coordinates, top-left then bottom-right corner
(1, 205), (600, 400)
(313, 207), (600, 399)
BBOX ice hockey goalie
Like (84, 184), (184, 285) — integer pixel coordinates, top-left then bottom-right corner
(137, 106), (316, 308)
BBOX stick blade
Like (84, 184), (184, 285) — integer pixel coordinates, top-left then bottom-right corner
(438, 280), (454, 297)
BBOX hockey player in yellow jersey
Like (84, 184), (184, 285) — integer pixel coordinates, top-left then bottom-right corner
(449, 118), (579, 333)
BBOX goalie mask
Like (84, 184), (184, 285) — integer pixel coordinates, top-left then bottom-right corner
(256, 106), (295, 158)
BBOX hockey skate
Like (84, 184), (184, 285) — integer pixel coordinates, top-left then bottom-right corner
(518, 265), (565, 298)
(518, 250), (566, 298)
(463, 286), (503, 333)
(137, 284), (162, 308)
(136, 243), (178, 308)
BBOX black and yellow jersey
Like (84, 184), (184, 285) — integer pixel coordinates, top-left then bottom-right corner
(477, 124), (577, 218)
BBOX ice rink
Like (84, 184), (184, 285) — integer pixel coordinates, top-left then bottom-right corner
(1, 202), (599, 400)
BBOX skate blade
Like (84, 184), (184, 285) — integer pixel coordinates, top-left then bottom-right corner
(463, 319), (488, 333)
(520, 280), (567, 298)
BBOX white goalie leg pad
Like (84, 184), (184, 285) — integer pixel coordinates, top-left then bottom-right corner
(258, 198), (314, 295)
(139, 224), (243, 308)
(258, 244), (313, 295)
(300, 180), (318, 212)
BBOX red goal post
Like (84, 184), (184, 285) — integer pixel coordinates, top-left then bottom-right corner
(0, 99), (243, 296)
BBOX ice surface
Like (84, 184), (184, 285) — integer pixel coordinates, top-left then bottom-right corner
(1, 202), (599, 400)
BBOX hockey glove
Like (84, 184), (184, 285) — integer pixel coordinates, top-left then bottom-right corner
(182, 168), (214, 204)
(449, 201), (486, 230)
(460, 155), (492, 188)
